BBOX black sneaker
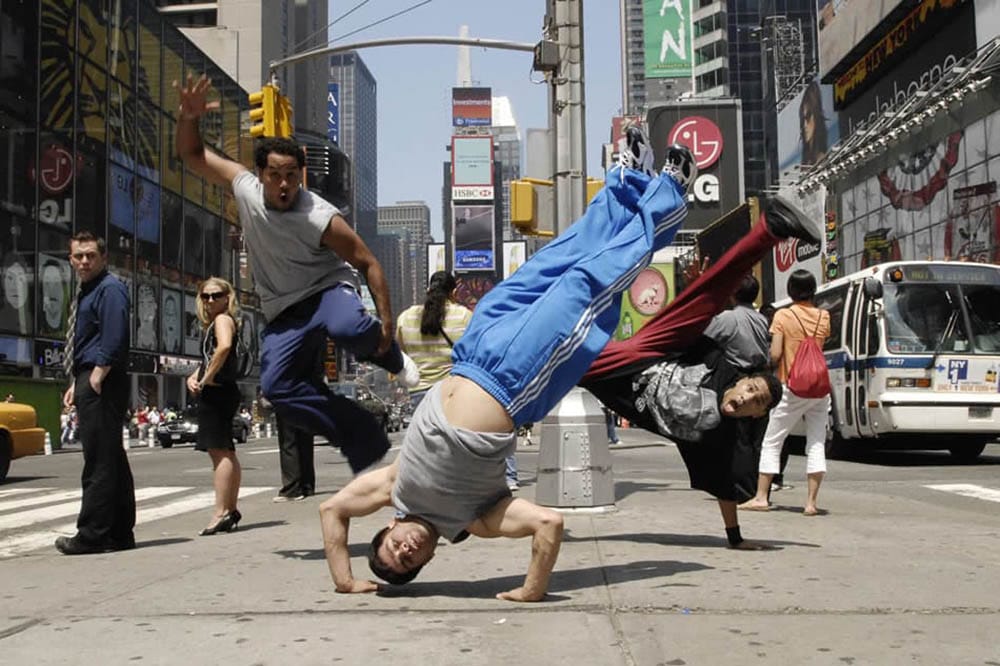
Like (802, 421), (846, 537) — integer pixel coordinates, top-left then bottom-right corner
(661, 143), (698, 195)
(765, 195), (822, 245)
(55, 535), (105, 555)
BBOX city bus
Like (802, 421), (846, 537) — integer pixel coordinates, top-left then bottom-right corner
(777, 261), (1000, 461)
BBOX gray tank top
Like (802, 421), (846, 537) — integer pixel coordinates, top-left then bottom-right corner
(232, 171), (358, 321)
(392, 382), (515, 542)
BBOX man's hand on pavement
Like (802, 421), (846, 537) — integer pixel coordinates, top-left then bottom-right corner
(496, 587), (546, 603)
(335, 579), (380, 595)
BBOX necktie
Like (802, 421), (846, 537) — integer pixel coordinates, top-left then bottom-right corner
(64, 282), (80, 378)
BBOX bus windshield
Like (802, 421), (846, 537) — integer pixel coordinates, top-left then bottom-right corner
(884, 281), (1000, 354)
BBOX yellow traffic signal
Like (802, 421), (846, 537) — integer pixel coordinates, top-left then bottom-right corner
(276, 93), (294, 138)
(510, 180), (536, 233)
(248, 85), (277, 138)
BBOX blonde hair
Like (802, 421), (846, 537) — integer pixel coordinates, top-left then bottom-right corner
(195, 277), (240, 327)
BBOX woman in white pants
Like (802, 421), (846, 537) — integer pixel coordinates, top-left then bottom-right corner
(740, 270), (830, 515)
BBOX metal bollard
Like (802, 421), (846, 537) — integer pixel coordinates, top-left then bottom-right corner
(44, 431), (53, 455)
(148, 429), (156, 448)
(252, 423), (260, 439)
(122, 426), (130, 450)
(535, 388), (614, 508)
(265, 423), (273, 438)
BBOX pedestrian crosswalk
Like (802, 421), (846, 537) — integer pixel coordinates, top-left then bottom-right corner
(0, 486), (272, 559)
(925, 483), (1000, 503)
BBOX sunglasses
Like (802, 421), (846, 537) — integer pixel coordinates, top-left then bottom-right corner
(200, 291), (227, 302)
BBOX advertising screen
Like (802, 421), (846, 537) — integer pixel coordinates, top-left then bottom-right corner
(643, 0), (692, 79)
(452, 137), (494, 187)
(452, 87), (492, 127)
(453, 204), (495, 271)
(327, 83), (339, 143)
(777, 77), (841, 178)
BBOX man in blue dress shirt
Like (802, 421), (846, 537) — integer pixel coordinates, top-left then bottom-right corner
(56, 231), (136, 555)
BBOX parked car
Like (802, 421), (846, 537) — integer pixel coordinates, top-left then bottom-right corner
(0, 402), (47, 482)
(157, 412), (251, 448)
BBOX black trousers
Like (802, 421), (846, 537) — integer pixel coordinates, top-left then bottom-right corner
(277, 413), (315, 496)
(74, 369), (136, 545)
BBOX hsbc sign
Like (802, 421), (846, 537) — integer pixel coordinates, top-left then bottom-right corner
(452, 186), (494, 201)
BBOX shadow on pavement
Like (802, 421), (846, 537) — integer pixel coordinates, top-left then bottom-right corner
(614, 480), (675, 502)
(274, 542), (368, 560)
(835, 449), (1000, 467)
(378, 559), (711, 600)
(1, 476), (59, 484)
(562, 530), (819, 550)
(136, 537), (190, 548)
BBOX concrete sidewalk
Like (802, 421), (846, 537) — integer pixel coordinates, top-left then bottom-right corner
(3, 430), (1000, 664)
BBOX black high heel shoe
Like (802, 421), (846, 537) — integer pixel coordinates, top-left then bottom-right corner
(199, 509), (242, 536)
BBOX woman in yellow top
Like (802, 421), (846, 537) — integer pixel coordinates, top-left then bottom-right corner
(397, 272), (520, 490)
(740, 270), (831, 515)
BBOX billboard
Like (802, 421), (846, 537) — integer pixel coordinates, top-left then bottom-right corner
(451, 136), (494, 187)
(772, 186), (826, 302)
(452, 204), (495, 271)
(427, 243), (446, 281)
(327, 83), (339, 144)
(835, 105), (1000, 274)
(832, 0), (972, 110)
(777, 77), (841, 177)
(837, 3), (976, 139)
(643, 0), (693, 79)
(818, 0), (908, 79)
(452, 87), (492, 127)
(647, 101), (744, 229)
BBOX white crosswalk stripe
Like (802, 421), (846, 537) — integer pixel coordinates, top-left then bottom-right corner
(925, 483), (1000, 503)
(0, 486), (272, 559)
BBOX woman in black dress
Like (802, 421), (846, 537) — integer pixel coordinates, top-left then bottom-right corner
(187, 277), (243, 535)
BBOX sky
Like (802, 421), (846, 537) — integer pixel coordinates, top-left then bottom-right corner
(326, 0), (624, 241)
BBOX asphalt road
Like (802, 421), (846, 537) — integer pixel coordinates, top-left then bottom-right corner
(3, 430), (1000, 664)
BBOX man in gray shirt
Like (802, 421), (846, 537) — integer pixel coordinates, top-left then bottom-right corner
(702, 274), (771, 372)
(175, 75), (418, 473)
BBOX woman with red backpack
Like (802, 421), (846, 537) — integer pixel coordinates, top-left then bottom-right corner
(740, 269), (831, 516)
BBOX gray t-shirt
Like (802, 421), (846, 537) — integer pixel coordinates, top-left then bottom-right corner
(392, 382), (515, 542)
(232, 171), (357, 321)
(702, 304), (770, 371)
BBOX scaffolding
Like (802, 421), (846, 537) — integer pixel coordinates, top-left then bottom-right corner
(765, 16), (806, 110)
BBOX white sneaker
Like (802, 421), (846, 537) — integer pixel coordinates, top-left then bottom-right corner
(398, 352), (421, 388)
(616, 125), (656, 178)
(507, 482), (519, 491)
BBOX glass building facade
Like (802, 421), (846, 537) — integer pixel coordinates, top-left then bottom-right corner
(0, 0), (257, 411)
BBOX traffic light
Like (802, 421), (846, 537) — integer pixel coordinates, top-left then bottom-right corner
(276, 93), (294, 138)
(248, 85), (277, 138)
(510, 180), (536, 233)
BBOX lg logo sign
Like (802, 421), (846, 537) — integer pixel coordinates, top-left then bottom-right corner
(668, 116), (723, 204)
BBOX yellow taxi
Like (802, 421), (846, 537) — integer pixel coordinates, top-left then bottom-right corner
(0, 402), (46, 482)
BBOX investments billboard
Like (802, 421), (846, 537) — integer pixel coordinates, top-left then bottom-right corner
(451, 136), (495, 187)
(327, 83), (339, 143)
(643, 0), (693, 79)
(647, 100), (744, 229)
(452, 87), (492, 127)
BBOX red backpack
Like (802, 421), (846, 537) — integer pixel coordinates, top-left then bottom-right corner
(786, 309), (831, 398)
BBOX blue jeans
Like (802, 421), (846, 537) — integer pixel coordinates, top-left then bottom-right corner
(505, 454), (518, 485)
(261, 285), (405, 473)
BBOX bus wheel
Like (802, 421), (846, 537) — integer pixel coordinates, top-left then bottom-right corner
(948, 440), (987, 463)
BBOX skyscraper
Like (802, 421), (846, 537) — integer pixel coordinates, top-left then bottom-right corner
(619, 0), (816, 196)
(329, 52), (378, 244)
(489, 97), (522, 241)
(378, 202), (432, 309)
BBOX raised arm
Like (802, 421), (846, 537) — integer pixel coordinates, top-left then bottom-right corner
(468, 497), (564, 602)
(174, 74), (247, 187)
(318, 461), (397, 594)
(321, 216), (395, 355)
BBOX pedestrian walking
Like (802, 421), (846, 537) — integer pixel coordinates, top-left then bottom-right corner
(740, 270), (832, 515)
(174, 74), (419, 475)
(56, 231), (136, 555)
(188, 277), (244, 535)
